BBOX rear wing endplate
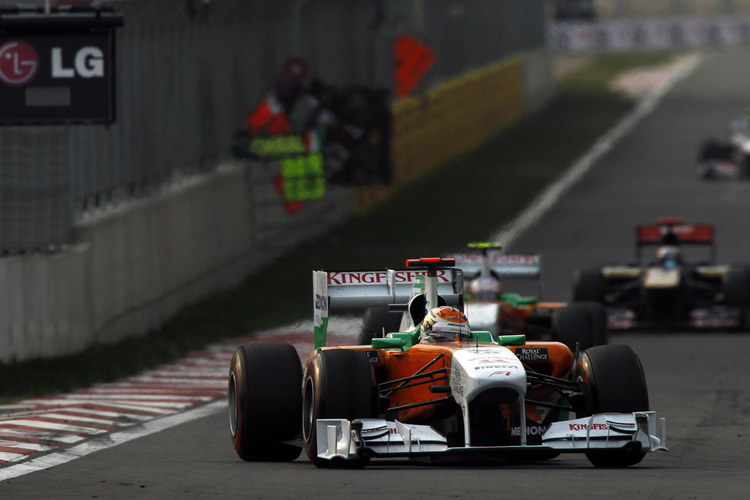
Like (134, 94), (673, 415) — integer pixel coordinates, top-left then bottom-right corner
(446, 253), (541, 280)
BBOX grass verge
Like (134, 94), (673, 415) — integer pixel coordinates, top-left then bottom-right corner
(0, 50), (681, 403)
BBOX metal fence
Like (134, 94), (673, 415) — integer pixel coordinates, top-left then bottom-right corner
(0, 0), (547, 254)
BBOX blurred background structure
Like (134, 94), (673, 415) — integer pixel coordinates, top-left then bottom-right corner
(1, 0), (749, 362)
(0, 0), (553, 361)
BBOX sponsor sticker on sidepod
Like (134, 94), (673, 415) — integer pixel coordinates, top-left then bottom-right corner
(515, 347), (550, 362)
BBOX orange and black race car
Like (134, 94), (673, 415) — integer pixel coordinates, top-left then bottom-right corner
(572, 217), (750, 330)
(228, 258), (667, 468)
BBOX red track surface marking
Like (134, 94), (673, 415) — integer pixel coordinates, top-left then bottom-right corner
(0, 317), (362, 467)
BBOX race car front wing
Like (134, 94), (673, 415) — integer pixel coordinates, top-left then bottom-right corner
(316, 412), (667, 461)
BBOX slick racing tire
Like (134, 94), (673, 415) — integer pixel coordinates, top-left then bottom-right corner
(303, 349), (378, 468)
(229, 343), (303, 462)
(575, 344), (649, 468)
(552, 302), (606, 352)
(724, 265), (750, 306)
(582, 302), (608, 348)
(360, 306), (403, 344)
(572, 268), (605, 303)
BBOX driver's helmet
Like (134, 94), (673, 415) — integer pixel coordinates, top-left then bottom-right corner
(419, 306), (471, 343)
(469, 276), (501, 302)
(656, 245), (682, 269)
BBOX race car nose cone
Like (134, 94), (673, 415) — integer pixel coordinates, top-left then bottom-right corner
(449, 347), (527, 406)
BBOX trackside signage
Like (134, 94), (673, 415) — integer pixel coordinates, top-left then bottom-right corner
(327, 270), (450, 286)
(0, 10), (123, 124)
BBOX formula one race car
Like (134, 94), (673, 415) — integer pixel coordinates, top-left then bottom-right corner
(229, 257), (667, 468)
(572, 217), (750, 330)
(363, 244), (607, 351)
(697, 117), (750, 179)
(446, 243), (607, 351)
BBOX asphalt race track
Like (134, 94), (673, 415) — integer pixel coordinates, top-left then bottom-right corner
(3, 46), (750, 498)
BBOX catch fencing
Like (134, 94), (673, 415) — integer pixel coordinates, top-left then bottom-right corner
(0, 0), (547, 254)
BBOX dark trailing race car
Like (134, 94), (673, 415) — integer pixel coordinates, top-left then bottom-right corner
(572, 217), (750, 330)
(229, 257), (667, 468)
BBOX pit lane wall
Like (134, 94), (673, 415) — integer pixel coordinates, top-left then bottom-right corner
(0, 163), (356, 362)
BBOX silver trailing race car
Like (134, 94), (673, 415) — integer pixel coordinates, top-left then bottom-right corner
(364, 244), (607, 351)
(572, 217), (750, 330)
(229, 257), (667, 468)
(697, 116), (750, 179)
(447, 243), (607, 351)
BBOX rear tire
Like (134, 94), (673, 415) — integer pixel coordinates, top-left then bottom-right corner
(724, 265), (750, 305)
(303, 349), (378, 468)
(572, 268), (605, 303)
(229, 343), (303, 461)
(552, 302), (607, 352)
(582, 301), (608, 348)
(724, 266), (750, 329)
(575, 344), (649, 467)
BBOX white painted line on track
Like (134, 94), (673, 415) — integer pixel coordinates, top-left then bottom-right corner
(34, 413), (125, 426)
(0, 452), (26, 462)
(0, 441), (49, 452)
(0, 419), (108, 435)
(491, 53), (703, 249)
(44, 409), (154, 421)
(0, 399), (226, 481)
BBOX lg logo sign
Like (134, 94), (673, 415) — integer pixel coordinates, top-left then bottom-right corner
(51, 47), (104, 79)
(0, 41), (38, 86)
(0, 40), (104, 86)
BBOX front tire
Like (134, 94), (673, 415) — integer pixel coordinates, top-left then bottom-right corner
(228, 343), (303, 461)
(302, 349), (378, 468)
(575, 344), (649, 467)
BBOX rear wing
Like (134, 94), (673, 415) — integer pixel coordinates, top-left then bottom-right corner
(446, 253), (541, 280)
(313, 262), (464, 348)
(636, 217), (715, 261)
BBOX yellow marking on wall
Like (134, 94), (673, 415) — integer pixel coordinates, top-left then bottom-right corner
(357, 57), (525, 211)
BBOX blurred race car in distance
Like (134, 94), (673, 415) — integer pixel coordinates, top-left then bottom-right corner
(228, 257), (667, 468)
(554, 0), (597, 21)
(573, 217), (750, 330)
(445, 242), (607, 351)
(697, 116), (750, 179)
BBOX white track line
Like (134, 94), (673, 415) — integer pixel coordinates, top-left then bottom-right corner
(0, 399), (225, 481)
(492, 53), (702, 248)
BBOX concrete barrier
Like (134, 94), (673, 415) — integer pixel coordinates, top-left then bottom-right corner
(0, 50), (553, 363)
